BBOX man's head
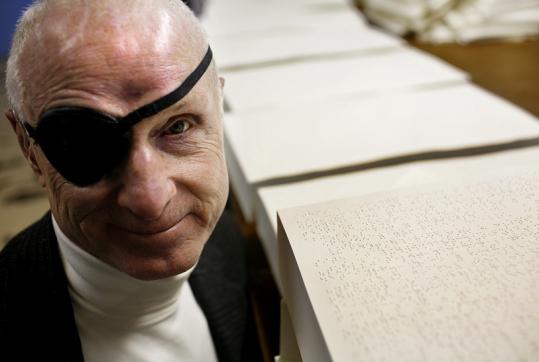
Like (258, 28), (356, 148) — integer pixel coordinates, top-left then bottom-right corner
(5, 0), (229, 280)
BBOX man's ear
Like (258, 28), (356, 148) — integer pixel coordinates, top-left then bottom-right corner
(219, 76), (225, 90)
(5, 109), (45, 186)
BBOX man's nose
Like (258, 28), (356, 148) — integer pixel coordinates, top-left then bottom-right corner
(116, 142), (176, 220)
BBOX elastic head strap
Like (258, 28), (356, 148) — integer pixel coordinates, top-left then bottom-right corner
(122, 46), (213, 125)
(22, 46), (213, 139)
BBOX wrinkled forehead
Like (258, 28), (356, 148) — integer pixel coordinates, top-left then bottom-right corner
(20, 1), (207, 119)
(39, 1), (190, 50)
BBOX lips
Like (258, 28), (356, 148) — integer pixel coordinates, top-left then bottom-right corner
(110, 214), (188, 235)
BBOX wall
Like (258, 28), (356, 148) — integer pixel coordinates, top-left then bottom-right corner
(0, 1), (33, 56)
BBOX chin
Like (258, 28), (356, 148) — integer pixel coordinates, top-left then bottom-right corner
(102, 235), (206, 280)
(120, 251), (201, 280)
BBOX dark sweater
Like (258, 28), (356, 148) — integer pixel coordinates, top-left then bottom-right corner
(0, 211), (257, 362)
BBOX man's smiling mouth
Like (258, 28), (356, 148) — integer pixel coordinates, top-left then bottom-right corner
(111, 214), (190, 235)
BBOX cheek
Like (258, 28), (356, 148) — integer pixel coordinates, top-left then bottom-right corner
(39, 156), (73, 218)
(191, 146), (228, 196)
(172, 137), (229, 212)
(38, 154), (113, 235)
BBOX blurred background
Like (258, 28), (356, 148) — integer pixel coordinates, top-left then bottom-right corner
(1, 1), (50, 248)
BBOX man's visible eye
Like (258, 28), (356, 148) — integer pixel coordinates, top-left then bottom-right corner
(164, 119), (191, 135)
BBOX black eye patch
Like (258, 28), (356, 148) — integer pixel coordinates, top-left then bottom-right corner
(23, 46), (213, 187)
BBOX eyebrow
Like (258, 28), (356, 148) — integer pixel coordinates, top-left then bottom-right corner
(118, 46), (212, 126)
(162, 97), (190, 114)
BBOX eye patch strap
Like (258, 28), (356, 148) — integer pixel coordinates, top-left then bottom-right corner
(18, 46), (213, 187)
(122, 46), (213, 126)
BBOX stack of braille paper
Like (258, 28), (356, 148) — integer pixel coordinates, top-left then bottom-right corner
(202, 2), (539, 359)
(203, 0), (539, 283)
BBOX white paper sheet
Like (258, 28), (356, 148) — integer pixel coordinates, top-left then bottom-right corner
(225, 83), (539, 185)
(203, 0), (355, 23)
(222, 47), (467, 112)
(210, 25), (401, 70)
(278, 165), (539, 361)
(203, 0), (393, 71)
(257, 147), (539, 280)
(203, 1), (366, 39)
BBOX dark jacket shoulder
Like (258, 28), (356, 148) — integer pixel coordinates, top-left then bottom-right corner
(0, 212), (83, 361)
(190, 210), (259, 362)
(0, 210), (259, 362)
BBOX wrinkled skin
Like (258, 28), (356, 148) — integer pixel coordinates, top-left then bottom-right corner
(7, 3), (228, 280)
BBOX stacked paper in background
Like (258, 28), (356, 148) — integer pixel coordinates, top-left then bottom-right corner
(203, 1), (539, 360)
(203, 0), (401, 69)
(225, 82), (539, 281)
(204, 0), (403, 221)
(359, 0), (539, 43)
(221, 47), (467, 112)
(278, 165), (539, 362)
(203, 0), (539, 286)
(223, 51), (468, 222)
(243, 84), (539, 279)
(257, 146), (539, 284)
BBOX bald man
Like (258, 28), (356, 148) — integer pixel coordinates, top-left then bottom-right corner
(0, 1), (257, 361)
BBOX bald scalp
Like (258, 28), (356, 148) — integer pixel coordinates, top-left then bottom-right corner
(5, 0), (208, 123)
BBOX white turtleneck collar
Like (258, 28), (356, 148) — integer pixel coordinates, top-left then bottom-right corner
(53, 215), (218, 362)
